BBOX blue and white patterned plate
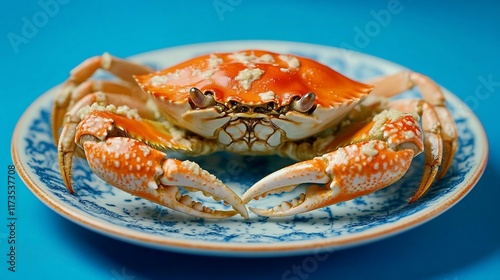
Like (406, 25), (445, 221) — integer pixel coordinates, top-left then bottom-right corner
(12, 41), (488, 257)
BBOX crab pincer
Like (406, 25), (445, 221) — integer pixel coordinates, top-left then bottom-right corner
(242, 140), (415, 217)
(242, 109), (432, 217)
(82, 139), (248, 218)
(64, 111), (248, 219)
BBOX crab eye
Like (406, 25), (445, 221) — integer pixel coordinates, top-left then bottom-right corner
(189, 87), (216, 108)
(291, 92), (316, 113)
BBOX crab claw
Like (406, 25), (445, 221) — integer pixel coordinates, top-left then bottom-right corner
(79, 137), (248, 219)
(242, 140), (415, 217)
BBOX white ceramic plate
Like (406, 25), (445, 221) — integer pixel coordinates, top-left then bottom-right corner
(12, 41), (488, 257)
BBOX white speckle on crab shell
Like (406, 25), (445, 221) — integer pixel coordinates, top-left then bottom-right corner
(235, 68), (265, 90)
(324, 147), (348, 171)
(162, 159), (179, 175)
(149, 69), (184, 86)
(203, 69), (218, 79)
(190, 69), (202, 77)
(278, 54), (300, 70)
(370, 109), (405, 139)
(138, 145), (151, 156)
(229, 52), (275, 64)
(229, 52), (254, 64)
(258, 91), (275, 102)
(181, 160), (212, 178)
(116, 105), (141, 119)
(208, 54), (223, 68)
(404, 130), (416, 140)
(77, 102), (141, 120)
(258, 54), (275, 63)
(361, 141), (379, 157)
(78, 114), (113, 139)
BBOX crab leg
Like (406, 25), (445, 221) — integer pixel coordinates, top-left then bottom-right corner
(71, 110), (245, 218)
(243, 111), (424, 217)
(57, 91), (161, 192)
(53, 80), (142, 141)
(53, 53), (154, 142)
(389, 99), (443, 202)
(54, 52), (153, 108)
(368, 71), (457, 178)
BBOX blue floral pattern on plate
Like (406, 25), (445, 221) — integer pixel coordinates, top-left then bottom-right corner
(12, 41), (488, 256)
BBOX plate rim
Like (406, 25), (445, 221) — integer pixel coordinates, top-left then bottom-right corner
(11, 40), (490, 256)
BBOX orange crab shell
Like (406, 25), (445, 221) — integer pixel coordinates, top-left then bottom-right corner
(134, 50), (373, 107)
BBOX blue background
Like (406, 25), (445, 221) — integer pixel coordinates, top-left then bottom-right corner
(2, 0), (499, 279)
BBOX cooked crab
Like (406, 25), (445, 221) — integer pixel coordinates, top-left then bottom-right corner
(52, 50), (457, 218)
